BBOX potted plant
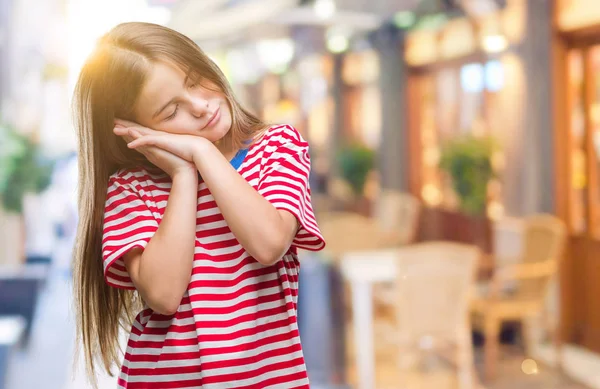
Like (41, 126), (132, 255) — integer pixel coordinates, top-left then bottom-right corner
(336, 143), (375, 215)
(439, 134), (497, 216)
(0, 122), (55, 265)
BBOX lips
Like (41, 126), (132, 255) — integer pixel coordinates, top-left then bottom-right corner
(203, 107), (220, 129)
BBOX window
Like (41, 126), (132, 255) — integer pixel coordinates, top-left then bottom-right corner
(418, 59), (506, 217)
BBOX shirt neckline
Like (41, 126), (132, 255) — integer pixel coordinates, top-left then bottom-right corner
(230, 148), (248, 170)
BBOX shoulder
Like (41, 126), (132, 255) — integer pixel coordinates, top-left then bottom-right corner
(252, 124), (308, 151)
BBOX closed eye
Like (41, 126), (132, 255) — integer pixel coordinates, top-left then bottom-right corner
(165, 104), (179, 121)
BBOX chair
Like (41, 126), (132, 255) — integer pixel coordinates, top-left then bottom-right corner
(471, 214), (567, 381)
(318, 191), (421, 257)
(0, 264), (48, 346)
(318, 212), (391, 260)
(0, 316), (26, 389)
(372, 190), (421, 246)
(371, 191), (421, 318)
(326, 177), (356, 212)
(391, 242), (480, 389)
(318, 192), (422, 352)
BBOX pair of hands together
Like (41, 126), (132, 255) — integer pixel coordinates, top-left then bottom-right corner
(114, 119), (210, 178)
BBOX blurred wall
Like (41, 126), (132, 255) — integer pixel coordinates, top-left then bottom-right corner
(2, 0), (73, 155)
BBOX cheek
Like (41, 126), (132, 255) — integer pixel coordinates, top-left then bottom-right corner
(222, 104), (233, 125)
(151, 120), (175, 133)
(156, 115), (198, 135)
(225, 109), (233, 126)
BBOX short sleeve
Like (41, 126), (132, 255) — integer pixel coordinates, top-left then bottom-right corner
(101, 176), (159, 289)
(257, 125), (325, 251)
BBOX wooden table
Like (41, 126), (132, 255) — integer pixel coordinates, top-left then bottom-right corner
(339, 247), (492, 389)
(339, 249), (398, 389)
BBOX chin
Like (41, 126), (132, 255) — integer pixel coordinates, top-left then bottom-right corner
(200, 122), (231, 143)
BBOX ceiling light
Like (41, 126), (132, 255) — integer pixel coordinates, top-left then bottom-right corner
(256, 38), (295, 74)
(327, 35), (349, 53)
(314, 0), (336, 20)
(482, 34), (508, 53)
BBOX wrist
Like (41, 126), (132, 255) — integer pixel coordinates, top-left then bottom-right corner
(192, 137), (215, 168)
(171, 167), (198, 183)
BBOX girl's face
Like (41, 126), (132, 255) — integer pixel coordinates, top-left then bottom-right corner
(133, 61), (232, 144)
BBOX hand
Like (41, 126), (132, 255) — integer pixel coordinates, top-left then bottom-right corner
(114, 120), (196, 178)
(117, 121), (210, 165)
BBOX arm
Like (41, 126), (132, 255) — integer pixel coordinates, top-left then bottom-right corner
(192, 140), (298, 265)
(486, 259), (558, 299)
(123, 172), (198, 315)
(120, 124), (324, 264)
(494, 259), (558, 281)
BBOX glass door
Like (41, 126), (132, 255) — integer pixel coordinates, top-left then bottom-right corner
(587, 45), (600, 238)
(566, 44), (600, 237)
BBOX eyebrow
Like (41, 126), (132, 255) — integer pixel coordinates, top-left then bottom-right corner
(151, 74), (190, 119)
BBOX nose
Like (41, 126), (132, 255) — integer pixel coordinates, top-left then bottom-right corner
(190, 96), (210, 118)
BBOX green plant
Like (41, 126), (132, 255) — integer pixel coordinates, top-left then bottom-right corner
(439, 134), (497, 216)
(337, 143), (375, 196)
(0, 123), (55, 213)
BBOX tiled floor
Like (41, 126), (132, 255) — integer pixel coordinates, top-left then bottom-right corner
(343, 346), (590, 389)
(3, 267), (593, 389)
(343, 332), (590, 389)
(480, 354), (588, 389)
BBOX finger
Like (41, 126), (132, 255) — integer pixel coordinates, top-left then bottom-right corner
(136, 146), (171, 165)
(128, 142), (154, 158)
(115, 118), (137, 128)
(141, 145), (166, 158)
(115, 125), (148, 138)
(114, 127), (133, 143)
(124, 130), (146, 147)
(117, 125), (155, 138)
(114, 126), (129, 136)
(127, 136), (157, 149)
(129, 129), (143, 139)
(133, 126), (163, 137)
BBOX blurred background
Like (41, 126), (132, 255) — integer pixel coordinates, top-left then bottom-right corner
(1, 0), (599, 388)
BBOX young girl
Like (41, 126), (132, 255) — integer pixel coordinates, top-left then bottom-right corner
(73, 22), (325, 388)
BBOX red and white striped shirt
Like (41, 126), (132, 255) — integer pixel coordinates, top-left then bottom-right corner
(101, 124), (325, 388)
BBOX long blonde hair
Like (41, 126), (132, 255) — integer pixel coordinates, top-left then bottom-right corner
(72, 22), (265, 383)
